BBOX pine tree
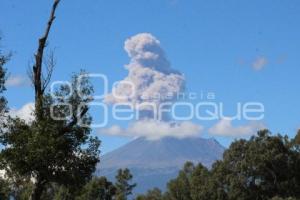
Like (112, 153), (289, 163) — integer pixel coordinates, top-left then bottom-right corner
(115, 169), (136, 200)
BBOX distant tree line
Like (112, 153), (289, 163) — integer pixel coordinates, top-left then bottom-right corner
(2, 128), (299, 200)
(0, 167), (136, 200)
(136, 130), (300, 200)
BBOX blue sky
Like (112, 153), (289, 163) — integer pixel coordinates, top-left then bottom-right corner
(1, 0), (300, 154)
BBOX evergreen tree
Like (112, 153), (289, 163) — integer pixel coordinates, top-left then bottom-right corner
(159, 130), (300, 200)
(115, 168), (136, 200)
(136, 188), (164, 200)
(166, 162), (194, 200)
(75, 177), (116, 200)
(216, 130), (300, 200)
(190, 163), (211, 200)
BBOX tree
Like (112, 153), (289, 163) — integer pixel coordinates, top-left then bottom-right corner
(75, 177), (116, 200)
(166, 162), (194, 200)
(53, 185), (72, 200)
(0, 1), (101, 199)
(115, 168), (136, 200)
(0, 177), (11, 199)
(293, 129), (300, 146)
(190, 163), (211, 200)
(0, 35), (12, 200)
(0, 36), (9, 122)
(136, 188), (164, 200)
(12, 178), (34, 200)
(0, 74), (101, 200)
(271, 197), (297, 200)
(155, 130), (300, 200)
(217, 130), (300, 200)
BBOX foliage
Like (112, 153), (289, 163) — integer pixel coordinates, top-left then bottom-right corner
(115, 168), (137, 200)
(0, 37), (9, 120)
(75, 176), (116, 200)
(270, 197), (297, 200)
(0, 37), (12, 200)
(0, 177), (11, 199)
(136, 188), (164, 200)
(53, 185), (72, 200)
(0, 73), (101, 199)
(12, 179), (34, 200)
(45, 169), (136, 200)
(149, 130), (300, 200)
(166, 162), (193, 200)
(0, 1), (100, 199)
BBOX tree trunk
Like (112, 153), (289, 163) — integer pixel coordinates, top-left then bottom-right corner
(32, 0), (60, 120)
(31, 181), (45, 200)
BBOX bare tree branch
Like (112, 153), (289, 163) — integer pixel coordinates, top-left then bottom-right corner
(32, 0), (60, 119)
(42, 51), (56, 92)
(27, 60), (34, 87)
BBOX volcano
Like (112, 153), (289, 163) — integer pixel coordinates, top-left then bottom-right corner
(96, 137), (225, 194)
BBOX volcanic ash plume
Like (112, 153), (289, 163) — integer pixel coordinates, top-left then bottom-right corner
(104, 33), (185, 121)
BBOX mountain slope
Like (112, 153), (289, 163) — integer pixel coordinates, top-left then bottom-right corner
(96, 137), (225, 193)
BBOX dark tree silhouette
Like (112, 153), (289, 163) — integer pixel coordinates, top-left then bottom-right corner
(0, 1), (100, 200)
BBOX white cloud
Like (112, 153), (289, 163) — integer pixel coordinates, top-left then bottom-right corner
(209, 118), (265, 137)
(252, 57), (267, 71)
(98, 120), (203, 140)
(6, 75), (30, 87)
(9, 102), (35, 123)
